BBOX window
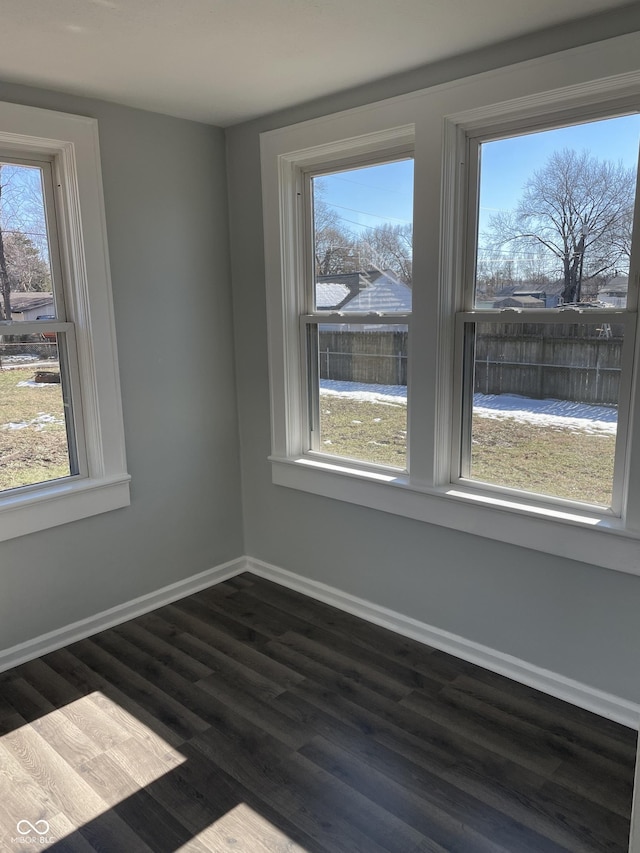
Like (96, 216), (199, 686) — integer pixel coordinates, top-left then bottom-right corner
(0, 155), (83, 493)
(306, 159), (413, 469)
(0, 101), (129, 541)
(453, 114), (640, 515)
(261, 34), (640, 575)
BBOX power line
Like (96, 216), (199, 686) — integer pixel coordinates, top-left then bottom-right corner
(327, 202), (411, 225)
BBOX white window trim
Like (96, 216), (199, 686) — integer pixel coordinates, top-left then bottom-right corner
(0, 101), (129, 541)
(262, 32), (640, 577)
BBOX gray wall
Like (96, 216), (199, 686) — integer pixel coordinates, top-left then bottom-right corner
(0, 83), (243, 651)
(226, 6), (640, 703)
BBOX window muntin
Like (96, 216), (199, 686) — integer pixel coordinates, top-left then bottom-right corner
(457, 113), (640, 512)
(304, 157), (413, 469)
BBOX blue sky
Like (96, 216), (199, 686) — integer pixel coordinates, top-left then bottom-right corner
(1, 162), (50, 259)
(316, 113), (640, 240)
(314, 159), (414, 232)
(478, 113), (640, 235)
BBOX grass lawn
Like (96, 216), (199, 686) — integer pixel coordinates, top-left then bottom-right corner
(0, 365), (71, 491)
(319, 393), (615, 506)
(320, 396), (407, 468)
(470, 418), (614, 506)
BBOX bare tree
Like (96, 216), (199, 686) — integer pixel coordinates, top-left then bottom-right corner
(358, 223), (413, 284)
(0, 163), (52, 318)
(313, 195), (360, 276)
(4, 231), (51, 292)
(486, 149), (635, 303)
(313, 180), (413, 282)
(0, 166), (11, 320)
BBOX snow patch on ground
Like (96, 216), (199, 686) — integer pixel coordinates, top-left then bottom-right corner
(2, 412), (64, 430)
(3, 354), (40, 363)
(474, 393), (617, 436)
(17, 380), (59, 389)
(319, 379), (618, 435)
(320, 379), (407, 405)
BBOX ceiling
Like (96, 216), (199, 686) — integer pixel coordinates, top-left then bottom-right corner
(0, 0), (634, 127)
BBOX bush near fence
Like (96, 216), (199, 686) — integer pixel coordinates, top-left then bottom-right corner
(319, 324), (622, 406)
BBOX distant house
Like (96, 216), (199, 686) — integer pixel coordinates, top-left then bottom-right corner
(489, 285), (560, 308)
(319, 271), (411, 331)
(340, 271), (412, 313)
(493, 294), (549, 309)
(315, 271), (369, 309)
(315, 281), (352, 310)
(6, 291), (54, 321)
(315, 268), (413, 310)
(598, 275), (628, 308)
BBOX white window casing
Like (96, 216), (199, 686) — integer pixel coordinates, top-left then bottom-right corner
(0, 101), (130, 540)
(261, 32), (640, 576)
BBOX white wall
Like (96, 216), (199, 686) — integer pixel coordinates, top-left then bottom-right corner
(0, 82), (244, 651)
(226, 7), (640, 704)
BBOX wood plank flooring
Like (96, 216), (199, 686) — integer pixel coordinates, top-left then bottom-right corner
(0, 572), (636, 852)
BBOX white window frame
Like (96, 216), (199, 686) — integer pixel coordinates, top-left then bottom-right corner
(449, 110), (640, 519)
(0, 101), (129, 541)
(261, 32), (640, 577)
(303, 151), (413, 472)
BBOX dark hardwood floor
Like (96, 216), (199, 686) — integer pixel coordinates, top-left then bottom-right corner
(0, 572), (636, 852)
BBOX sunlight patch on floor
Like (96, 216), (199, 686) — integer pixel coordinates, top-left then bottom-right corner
(183, 802), (311, 853)
(0, 690), (186, 850)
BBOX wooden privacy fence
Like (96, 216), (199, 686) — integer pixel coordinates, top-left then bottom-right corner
(319, 330), (408, 386)
(474, 324), (622, 406)
(319, 325), (622, 406)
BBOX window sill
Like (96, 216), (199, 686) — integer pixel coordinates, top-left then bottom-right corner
(0, 474), (131, 542)
(270, 455), (640, 576)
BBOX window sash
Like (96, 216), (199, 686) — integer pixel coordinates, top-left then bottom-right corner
(0, 320), (88, 491)
(0, 155), (68, 322)
(300, 314), (410, 469)
(301, 153), (414, 314)
(451, 310), (637, 515)
(453, 105), (640, 515)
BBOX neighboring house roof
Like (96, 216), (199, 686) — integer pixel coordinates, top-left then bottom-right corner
(493, 281), (562, 298)
(493, 295), (546, 308)
(316, 282), (351, 310)
(8, 291), (54, 313)
(341, 272), (412, 313)
(598, 275), (628, 294)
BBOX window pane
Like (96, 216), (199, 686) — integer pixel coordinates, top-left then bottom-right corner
(0, 162), (56, 322)
(474, 114), (640, 309)
(312, 159), (413, 311)
(464, 321), (621, 506)
(314, 323), (407, 468)
(0, 332), (76, 490)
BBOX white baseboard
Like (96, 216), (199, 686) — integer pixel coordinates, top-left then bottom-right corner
(3, 552), (638, 731)
(245, 556), (640, 730)
(0, 556), (247, 675)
